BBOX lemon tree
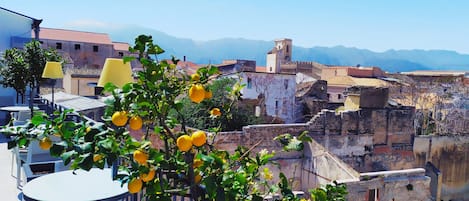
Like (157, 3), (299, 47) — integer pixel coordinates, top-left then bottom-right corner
(1, 34), (346, 201)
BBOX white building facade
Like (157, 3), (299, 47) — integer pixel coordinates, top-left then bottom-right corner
(224, 72), (297, 123)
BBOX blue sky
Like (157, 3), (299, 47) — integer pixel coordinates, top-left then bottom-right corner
(2, 0), (469, 54)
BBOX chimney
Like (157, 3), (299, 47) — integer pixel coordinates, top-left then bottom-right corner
(183, 56), (186, 62)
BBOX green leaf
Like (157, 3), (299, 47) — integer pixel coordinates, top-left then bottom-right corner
(208, 66), (219, 75)
(103, 82), (117, 92)
(50, 142), (66, 157)
(78, 142), (93, 152)
(123, 56), (135, 63)
(284, 137), (304, 152)
(298, 131), (312, 143)
(200, 154), (214, 164)
(31, 115), (45, 126)
(61, 150), (77, 165)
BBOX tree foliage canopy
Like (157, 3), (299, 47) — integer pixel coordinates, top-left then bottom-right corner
(0, 40), (61, 99)
(180, 77), (260, 131)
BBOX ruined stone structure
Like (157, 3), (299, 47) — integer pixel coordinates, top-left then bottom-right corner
(217, 59), (256, 74)
(295, 80), (328, 122)
(214, 106), (432, 200)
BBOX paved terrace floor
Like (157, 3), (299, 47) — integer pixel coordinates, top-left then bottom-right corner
(0, 138), (23, 201)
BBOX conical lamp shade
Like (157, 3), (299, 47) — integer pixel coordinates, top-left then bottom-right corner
(97, 58), (133, 88)
(42, 61), (64, 78)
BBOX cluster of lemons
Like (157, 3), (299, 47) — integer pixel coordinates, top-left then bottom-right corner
(188, 73), (212, 103)
(111, 111), (143, 131)
(107, 72), (223, 194)
(127, 149), (156, 193)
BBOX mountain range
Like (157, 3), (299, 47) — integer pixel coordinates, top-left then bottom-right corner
(73, 25), (469, 73)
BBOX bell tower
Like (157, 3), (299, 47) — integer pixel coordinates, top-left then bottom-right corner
(266, 38), (292, 73)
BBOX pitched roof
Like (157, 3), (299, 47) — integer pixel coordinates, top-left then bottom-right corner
(37, 28), (112, 44)
(112, 42), (129, 51)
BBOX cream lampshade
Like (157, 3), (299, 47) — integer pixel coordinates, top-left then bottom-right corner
(97, 58), (133, 88)
(42, 61), (64, 78)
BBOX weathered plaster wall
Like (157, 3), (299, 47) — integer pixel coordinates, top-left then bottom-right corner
(304, 108), (416, 172)
(414, 135), (469, 201)
(345, 169), (431, 201)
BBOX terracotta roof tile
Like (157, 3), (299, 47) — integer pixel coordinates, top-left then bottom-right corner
(37, 28), (112, 44)
(256, 66), (266, 72)
(112, 42), (129, 51)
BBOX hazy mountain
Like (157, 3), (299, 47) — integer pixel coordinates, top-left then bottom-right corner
(71, 25), (469, 72)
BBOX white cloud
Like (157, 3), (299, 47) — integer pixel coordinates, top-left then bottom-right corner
(63, 19), (122, 30)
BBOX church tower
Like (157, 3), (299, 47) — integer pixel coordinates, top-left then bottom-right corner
(266, 38), (292, 73)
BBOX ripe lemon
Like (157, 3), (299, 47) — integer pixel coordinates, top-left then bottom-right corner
(128, 178), (143, 194)
(111, 111), (128, 127)
(210, 108), (221, 117)
(191, 73), (200, 81)
(194, 174), (202, 184)
(191, 131), (206, 147)
(133, 150), (148, 165)
(176, 135), (192, 152)
(204, 90), (212, 99)
(129, 116), (143, 130)
(39, 137), (52, 150)
(193, 159), (203, 168)
(85, 127), (92, 133)
(93, 154), (103, 162)
(140, 169), (156, 182)
(189, 84), (205, 103)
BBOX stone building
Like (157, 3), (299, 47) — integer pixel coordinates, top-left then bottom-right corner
(265, 38), (323, 79)
(216, 59), (256, 74)
(27, 28), (136, 69)
(223, 71), (297, 123)
(324, 76), (389, 104)
(215, 90), (435, 200)
(62, 68), (101, 97)
(321, 66), (385, 80)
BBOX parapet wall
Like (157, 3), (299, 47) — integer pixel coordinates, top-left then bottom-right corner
(217, 107), (416, 173)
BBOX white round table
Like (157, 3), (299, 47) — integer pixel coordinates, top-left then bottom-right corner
(22, 168), (129, 201)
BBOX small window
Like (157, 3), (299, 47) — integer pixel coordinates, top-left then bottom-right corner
(39, 41), (43, 44)
(269, 67), (273, 72)
(56, 42), (62, 49)
(368, 189), (379, 201)
(93, 45), (99, 52)
(338, 94), (342, 100)
(275, 100), (279, 115)
(284, 79), (288, 89)
(118, 52), (124, 57)
(286, 45), (289, 53)
(247, 78), (252, 89)
(74, 44), (81, 50)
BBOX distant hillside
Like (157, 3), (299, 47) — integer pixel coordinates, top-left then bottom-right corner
(68, 25), (469, 72)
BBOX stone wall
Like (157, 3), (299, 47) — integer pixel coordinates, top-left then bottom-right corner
(218, 107), (416, 172)
(414, 135), (469, 201)
(305, 108), (416, 172)
(345, 168), (431, 201)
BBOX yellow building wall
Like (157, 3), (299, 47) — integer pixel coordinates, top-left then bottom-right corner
(344, 95), (360, 110)
(63, 74), (99, 96)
